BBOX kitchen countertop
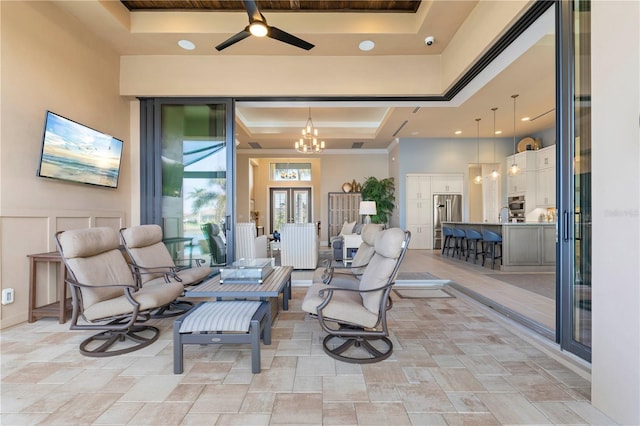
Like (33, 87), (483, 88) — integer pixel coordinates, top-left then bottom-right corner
(443, 221), (556, 226)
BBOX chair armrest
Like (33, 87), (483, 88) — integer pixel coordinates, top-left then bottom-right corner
(127, 264), (181, 283)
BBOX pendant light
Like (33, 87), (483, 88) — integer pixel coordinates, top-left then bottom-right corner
(508, 94), (521, 176)
(490, 107), (499, 180)
(473, 118), (482, 185)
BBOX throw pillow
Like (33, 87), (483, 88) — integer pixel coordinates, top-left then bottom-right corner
(340, 221), (356, 236)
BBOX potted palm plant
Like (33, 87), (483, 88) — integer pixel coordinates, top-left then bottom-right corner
(361, 177), (395, 225)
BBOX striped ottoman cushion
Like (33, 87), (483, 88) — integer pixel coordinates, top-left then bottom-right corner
(179, 301), (262, 333)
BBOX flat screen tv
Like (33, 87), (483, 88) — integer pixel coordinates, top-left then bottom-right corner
(37, 111), (124, 189)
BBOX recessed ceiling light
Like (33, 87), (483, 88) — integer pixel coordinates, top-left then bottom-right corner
(411, 131), (419, 136)
(495, 130), (503, 135)
(521, 117), (530, 121)
(359, 40), (375, 51)
(178, 40), (195, 50)
(455, 130), (462, 135)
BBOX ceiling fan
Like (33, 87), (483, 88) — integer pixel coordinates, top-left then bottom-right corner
(215, 0), (315, 52)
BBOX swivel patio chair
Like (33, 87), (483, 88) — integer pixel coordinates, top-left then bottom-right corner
(120, 224), (214, 316)
(301, 228), (411, 363)
(201, 222), (227, 266)
(55, 227), (184, 357)
(313, 223), (383, 290)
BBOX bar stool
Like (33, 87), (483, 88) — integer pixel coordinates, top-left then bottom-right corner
(482, 230), (503, 269)
(464, 229), (484, 264)
(452, 228), (466, 259)
(442, 226), (454, 256)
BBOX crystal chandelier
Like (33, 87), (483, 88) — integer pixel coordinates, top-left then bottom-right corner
(295, 107), (325, 153)
(508, 94), (521, 176)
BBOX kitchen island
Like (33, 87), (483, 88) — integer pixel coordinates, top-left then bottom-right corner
(442, 222), (556, 272)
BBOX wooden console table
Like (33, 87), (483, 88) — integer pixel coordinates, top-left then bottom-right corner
(27, 251), (72, 323)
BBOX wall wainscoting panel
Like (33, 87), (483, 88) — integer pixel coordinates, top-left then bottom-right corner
(0, 209), (125, 329)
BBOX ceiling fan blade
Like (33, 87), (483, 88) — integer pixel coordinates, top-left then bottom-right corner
(243, 0), (263, 23)
(268, 26), (315, 51)
(215, 28), (251, 51)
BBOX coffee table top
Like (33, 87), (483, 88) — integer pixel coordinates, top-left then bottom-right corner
(185, 265), (292, 298)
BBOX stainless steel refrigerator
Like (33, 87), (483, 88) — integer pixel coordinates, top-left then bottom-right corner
(433, 194), (462, 249)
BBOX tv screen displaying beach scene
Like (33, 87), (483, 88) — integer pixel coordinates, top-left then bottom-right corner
(37, 111), (123, 189)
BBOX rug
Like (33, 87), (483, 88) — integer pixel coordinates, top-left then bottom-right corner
(394, 287), (454, 299)
(486, 273), (555, 300)
(396, 272), (441, 281)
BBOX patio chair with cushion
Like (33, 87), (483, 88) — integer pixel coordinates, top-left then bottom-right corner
(119, 224), (214, 315)
(235, 222), (268, 260)
(280, 222), (320, 269)
(201, 222), (226, 266)
(313, 223), (383, 289)
(301, 228), (410, 363)
(55, 227), (184, 357)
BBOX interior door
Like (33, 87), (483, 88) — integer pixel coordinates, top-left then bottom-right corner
(270, 187), (311, 233)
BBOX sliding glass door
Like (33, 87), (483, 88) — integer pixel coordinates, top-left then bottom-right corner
(557, 1), (591, 361)
(140, 98), (235, 266)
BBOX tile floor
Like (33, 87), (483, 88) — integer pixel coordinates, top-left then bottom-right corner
(1, 250), (611, 425)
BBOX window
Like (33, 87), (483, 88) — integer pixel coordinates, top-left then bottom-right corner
(270, 163), (311, 181)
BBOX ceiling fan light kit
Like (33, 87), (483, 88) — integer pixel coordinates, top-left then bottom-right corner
(216, 0), (315, 52)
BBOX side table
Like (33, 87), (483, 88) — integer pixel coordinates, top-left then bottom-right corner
(27, 251), (72, 323)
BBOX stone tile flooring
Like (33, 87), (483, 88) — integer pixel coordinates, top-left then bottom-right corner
(1, 287), (614, 425)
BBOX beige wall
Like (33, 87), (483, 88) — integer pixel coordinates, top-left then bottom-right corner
(0, 2), (131, 327)
(236, 152), (389, 244)
(591, 1), (640, 424)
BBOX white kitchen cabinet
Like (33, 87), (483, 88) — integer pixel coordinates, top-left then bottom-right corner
(406, 175), (431, 199)
(536, 145), (556, 169)
(431, 175), (463, 193)
(406, 225), (431, 250)
(406, 198), (430, 225)
(535, 146), (556, 207)
(505, 151), (536, 196)
(537, 166), (556, 206)
(406, 174), (462, 249)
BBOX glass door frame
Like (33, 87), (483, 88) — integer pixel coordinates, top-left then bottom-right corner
(139, 97), (237, 261)
(269, 187), (313, 233)
(556, 1), (591, 362)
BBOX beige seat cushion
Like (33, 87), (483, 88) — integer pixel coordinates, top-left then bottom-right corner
(121, 224), (213, 286)
(301, 283), (379, 329)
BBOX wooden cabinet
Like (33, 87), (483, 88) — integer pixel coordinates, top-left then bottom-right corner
(327, 192), (361, 242)
(535, 146), (556, 207)
(406, 225), (431, 250)
(406, 175), (430, 199)
(431, 175), (463, 193)
(406, 174), (463, 249)
(506, 151), (536, 196)
(502, 224), (556, 271)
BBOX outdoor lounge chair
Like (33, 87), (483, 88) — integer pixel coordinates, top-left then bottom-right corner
(120, 224), (214, 315)
(301, 228), (410, 363)
(55, 227), (184, 357)
(312, 223), (383, 289)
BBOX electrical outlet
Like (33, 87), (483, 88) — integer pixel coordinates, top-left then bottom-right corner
(2, 288), (15, 305)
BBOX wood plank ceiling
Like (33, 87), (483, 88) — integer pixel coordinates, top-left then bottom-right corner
(120, 1), (421, 13)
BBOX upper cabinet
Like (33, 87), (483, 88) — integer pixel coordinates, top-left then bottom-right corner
(431, 175), (463, 194)
(536, 146), (556, 207)
(505, 145), (556, 208)
(406, 175), (431, 199)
